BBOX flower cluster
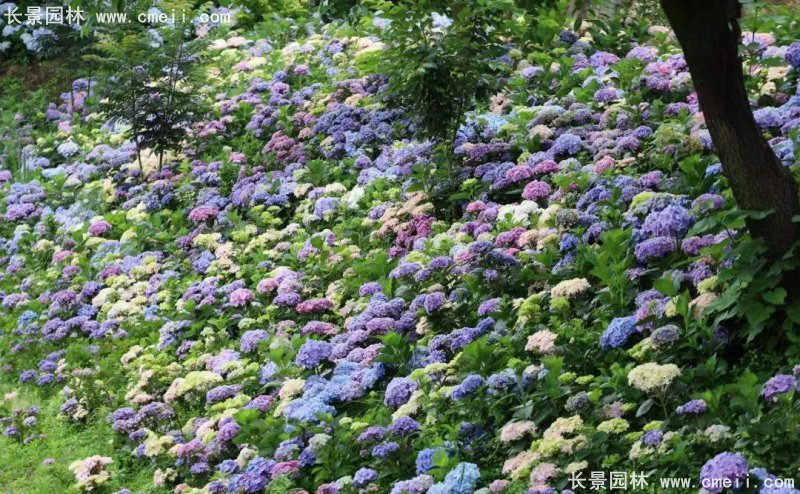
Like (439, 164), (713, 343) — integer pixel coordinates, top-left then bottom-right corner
(0, 9), (799, 494)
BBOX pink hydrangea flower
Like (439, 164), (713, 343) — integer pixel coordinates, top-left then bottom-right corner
(489, 479), (509, 492)
(188, 205), (219, 222)
(521, 180), (551, 200)
(88, 220), (112, 236)
(594, 155), (615, 173)
(229, 288), (254, 307)
(270, 460), (301, 479)
(53, 250), (73, 262)
(296, 298), (334, 314)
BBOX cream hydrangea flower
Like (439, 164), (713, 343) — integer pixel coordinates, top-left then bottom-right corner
(536, 415), (587, 457)
(153, 467), (176, 488)
(499, 420), (537, 442)
(392, 390), (424, 420)
(497, 200), (541, 225)
(525, 330), (558, 354)
(144, 434), (175, 458)
(565, 461), (588, 474)
(550, 278), (591, 299)
(597, 418), (629, 434)
(501, 450), (539, 477)
(543, 415), (583, 439)
(278, 378), (306, 400)
(690, 292), (717, 318)
(703, 424), (732, 442)
(538, 204), (562, 226)
(68, 455), (113, 492)
(627, 363), (681, 393)
(164, 371), (223, 403)
(529, 124), (554, 140)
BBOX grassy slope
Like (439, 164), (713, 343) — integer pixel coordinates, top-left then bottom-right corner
(0, 384), (159, 493)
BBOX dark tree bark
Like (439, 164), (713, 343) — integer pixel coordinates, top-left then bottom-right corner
(660, 0), (800, 259)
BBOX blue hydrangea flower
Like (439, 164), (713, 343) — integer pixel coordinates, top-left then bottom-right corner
(444, 462), (480, 494)
(451, 375), (484, 400)
(600, 316), (637, 350)
(353, 467), (378, 487)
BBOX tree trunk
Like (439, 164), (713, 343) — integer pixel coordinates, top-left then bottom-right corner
(660, 0), (800, 259)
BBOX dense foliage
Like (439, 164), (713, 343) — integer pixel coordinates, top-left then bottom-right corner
(1, 1), (800, 494)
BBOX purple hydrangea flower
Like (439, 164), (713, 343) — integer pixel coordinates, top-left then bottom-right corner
(372, 441), (400, 458)
(787, 42), (800, 69)
(676, 399), (707, 415)
(650, 324), (680, 347)
(761, 374), (798, 402)
(295, 339), (333, 369)
(390, 475), (434, 494)
(753, 107), (784, 129)
(359, 282), (383, 296)
(415, 447), (443, 474)
(424, 292), (446, 314)
(522, 180), (552, 200)
(487, 369), (519, 396)
(358, 426), (387, 443)
(699, 452), (749, 494)
(206, 385), (242, 405)
(642, 430), (663, 446)
(229, 288), (254, 307)
(477, 298), (500, 316)
(389, 416), (421, 436)
(635, 236), (677, 263)
(594, 87), (620, 103)
(240, 329), (268, 353)
(551, 133), (583, 156)
(384, 377), (418, 408)
(641, 205), (694, 239)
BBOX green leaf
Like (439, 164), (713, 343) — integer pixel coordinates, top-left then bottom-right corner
(744, 302), (775, 327)
(233, 409), (260, 425)
(763, 288), (787, 305)
(787, 304), (800, 324)
(740, 209), (774, 220)
(636, 398), (654, 418)
(653, 277), (677, 297)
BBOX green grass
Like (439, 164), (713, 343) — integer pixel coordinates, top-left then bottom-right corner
(0, 385), (158, 494)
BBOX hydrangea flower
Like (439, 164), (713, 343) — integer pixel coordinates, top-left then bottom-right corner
(761, 374), (798, 402)
(676, 399), (707, 415)
(353, 467), (378, 487)
(600, 316), (637, 350)
(384, 377), (418, 408)
(628, 362), (681, 393)
(787, 42), (800, 69)
(443, 462), (480, 494)
(451, 375), (484, 400)
(699, 452), (749, 493)
(57, 141), (80, 158)
(635, 236), (677, 263)
(295, 340), (333, 369)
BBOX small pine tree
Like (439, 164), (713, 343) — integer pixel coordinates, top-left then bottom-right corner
(366, 0), (520, 145)
(94, 23), (206, 171)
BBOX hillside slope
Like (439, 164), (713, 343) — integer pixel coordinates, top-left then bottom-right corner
(2, 11), (800, 494)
